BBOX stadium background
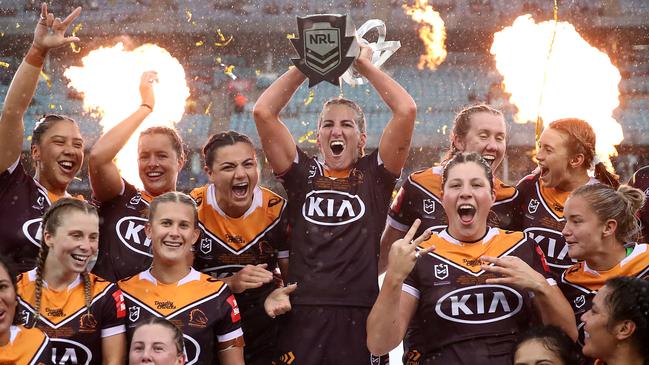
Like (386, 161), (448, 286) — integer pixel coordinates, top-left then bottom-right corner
(1, 0), (648, 195)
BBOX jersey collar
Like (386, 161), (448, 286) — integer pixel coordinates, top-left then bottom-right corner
(206, 183), (262, 219)
(140, 267), (201, 286)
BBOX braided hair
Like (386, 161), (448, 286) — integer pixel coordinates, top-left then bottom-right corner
(31, 198), (97, 327)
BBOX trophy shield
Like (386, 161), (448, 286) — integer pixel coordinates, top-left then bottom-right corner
(291, 14), (358, 87)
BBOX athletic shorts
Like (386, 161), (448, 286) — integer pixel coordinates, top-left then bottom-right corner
(273, 305), (389, 365)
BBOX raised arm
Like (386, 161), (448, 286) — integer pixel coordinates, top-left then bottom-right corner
(88, 72), (156, 202)
(355, 46), (417, 176)
(252, 67), (305, 175)
(367, 220), (432, 355)
(0, 3), (81, 171)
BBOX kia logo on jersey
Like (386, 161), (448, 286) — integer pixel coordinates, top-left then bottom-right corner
(302, 190), (366, 226)
(183, 334), (201, 365)
(50, 338), (93, 365)
(21, 218), (43, 248)
(116, 216), (153, 257)
(525, 227), (576, 269)
(435, 284), (523, 324)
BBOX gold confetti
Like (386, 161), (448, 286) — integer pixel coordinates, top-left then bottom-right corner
(286, 33), (296, 39)
(15, 23), (20, 28)
(70, 23), (82, 53)
(204, 101), (212, 115)
(255, 69), (261, 76)
(49, 103), (56, 109)
(185, 10), (192, 22)
(214, 29), (233, 47)
(441, 124), (448, 134)
(0, 32), (4, 37)
(40, 70), (52, 88)
(0, 61), (9, 68)
(298, 130), (317, 144)
(223, 64), (237, 80)
(304, 89), (314, 106)
(195, 41), (204, 46)
(215, 57), (222, 63)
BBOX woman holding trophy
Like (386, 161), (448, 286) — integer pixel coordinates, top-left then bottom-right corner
(253, 14), (416, 365)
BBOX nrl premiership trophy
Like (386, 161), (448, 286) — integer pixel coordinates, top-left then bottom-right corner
(290, 14), (359, 87)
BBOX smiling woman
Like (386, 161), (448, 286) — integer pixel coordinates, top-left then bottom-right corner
(89, 72), (187, 282)
(367, 152), (577, 365)
(189, 131), (288, 364)
(118, 192), (245, 365)
(16, 198), (127, 365)
(0, 4), (83, 274)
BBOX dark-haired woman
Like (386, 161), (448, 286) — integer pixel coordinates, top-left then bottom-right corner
(0, 256), (51, 365)
(367, 153), (576, 365)
(129, 317), (185, 365)
(89, 72), (187, 282)
(514, 326), (583, 365)
(16, 198), (126, 365)
(189, 131), (287, 365)
(380, 104), (518, 363)
(513, 118), (621, 277)
(558, 183), (649, 345)
(581, 277), (649, 365)
(119, 192), (244, 365)
(0, 4), (83, 273)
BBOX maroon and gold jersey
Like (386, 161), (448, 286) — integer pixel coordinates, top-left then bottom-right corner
(388, 166), (518, 236)
(559, 243), (649, 344)
(0, 325), (50, 365)
(402, 228), (554, 364)
(629, 166), (649, 242)
(16, 271), (126, 365)
(92, 179), (154, 282)
(119, 268), (244, 365)
(513, 173), (598, 276)
(277, 147), (397, 307)
(0, 159), (75, 273)
(190, 184), (287, 359)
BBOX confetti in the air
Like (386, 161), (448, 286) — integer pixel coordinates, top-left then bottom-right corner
(214, 29), (233, 47)
(298, 130), (317, 144)
(0, 61), (9, 68)
(40, 70), (52, 88)
(304, 89), (315, 106)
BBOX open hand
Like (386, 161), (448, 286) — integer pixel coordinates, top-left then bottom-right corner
(264, 283), (297, 318)
(228, 263), (274, 294)
(481, 256), (547, 292)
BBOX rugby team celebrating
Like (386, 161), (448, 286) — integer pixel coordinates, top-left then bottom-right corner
(0, 5), (647, 365)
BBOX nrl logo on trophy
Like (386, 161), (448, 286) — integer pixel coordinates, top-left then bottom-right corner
(291, 14), (358, 87)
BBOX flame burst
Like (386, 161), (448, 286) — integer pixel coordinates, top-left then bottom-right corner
(404, 0), (447, 70)
(64, 43), (189, 188)
(491, 15), (623, 164)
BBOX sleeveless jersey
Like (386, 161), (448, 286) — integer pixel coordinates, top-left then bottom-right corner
(402, 228), (554, 365)
(190, 184), (287, 357)
(119, 268), (244, 365)
(92, 179), (154, 282)
(277, 147), (397, 307)
(559, 243), (649, 344)
(514, 173), (598, 276)
(629, 166), (649, 242)
(0, 159), (75, 273)
(388, 166), (518, 235)
(16, 271), (126, 365)
(0, 325), (50, 365)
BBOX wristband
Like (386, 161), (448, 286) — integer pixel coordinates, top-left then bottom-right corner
(25, 44), (48, 68)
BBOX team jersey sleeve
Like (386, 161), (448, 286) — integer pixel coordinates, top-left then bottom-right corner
(0, 158), (26, 192)
(402, 260), (422, 300)
(387, 179), (417, 232)
(99, 284), (127, 338)
(275, 146), (312, 199)
(214, 287), (245, 349)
